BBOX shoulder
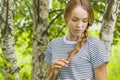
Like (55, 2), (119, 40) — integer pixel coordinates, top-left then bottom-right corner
(88, 36), (105, 45)
(48, 36), (64, 47)
(50, 36), (63, 43)
(87, 36), (106, 49)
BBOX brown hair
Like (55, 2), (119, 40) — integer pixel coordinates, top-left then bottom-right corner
(49, 0), (94, 79)
(64, 0), (94, 62)
(64, 0), (94, 26)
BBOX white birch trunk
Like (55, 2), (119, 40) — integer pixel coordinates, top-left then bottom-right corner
(100, 0), (119, 54)
(0, 0), (20, 80)
(32, 0), (49, 80)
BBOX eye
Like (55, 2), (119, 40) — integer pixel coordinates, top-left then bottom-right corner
(83, 19), (88, 23)
(72, 18), (78, 22)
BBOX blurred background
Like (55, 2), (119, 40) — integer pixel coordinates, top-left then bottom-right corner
(0, 0), (120, 80)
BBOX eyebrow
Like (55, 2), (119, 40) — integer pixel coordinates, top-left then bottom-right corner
(72, 16), (88, 19)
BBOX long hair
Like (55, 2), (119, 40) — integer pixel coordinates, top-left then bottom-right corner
(49, 0), (94, 79)
(64, 0), (94, 62)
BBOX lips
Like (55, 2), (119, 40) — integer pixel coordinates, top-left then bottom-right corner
(75, 29), (83, 32)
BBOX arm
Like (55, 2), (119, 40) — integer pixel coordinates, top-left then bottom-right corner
(45, 64), (58, 80)
(45, 59), (68, 80)
(94, 63), (108, 80)
(45, 64), (52, 80)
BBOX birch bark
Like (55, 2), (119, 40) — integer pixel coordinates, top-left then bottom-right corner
(0, 0), (20, 80)
(100, 0), (119, 54)
(32, 0), (49, 80)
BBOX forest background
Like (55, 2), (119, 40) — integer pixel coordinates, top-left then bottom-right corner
(0, 0), (120, 80)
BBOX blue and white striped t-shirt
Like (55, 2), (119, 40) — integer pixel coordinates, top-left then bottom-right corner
(44, 36), (109, 80)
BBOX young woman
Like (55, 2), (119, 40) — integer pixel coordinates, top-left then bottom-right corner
(44, 0), (109, 80)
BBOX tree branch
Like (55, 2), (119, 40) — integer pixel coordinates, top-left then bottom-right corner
(56, 25), (66, 37)
(24, 0), (33, 19)
(46, 11), (63, 32)
(95, 19), (102, 23)
(49, 9), (63, 14)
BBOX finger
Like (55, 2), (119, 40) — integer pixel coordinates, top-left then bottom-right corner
(56, 59), (68, 64)
(53, 64), (62, 69)
(53, 59), (68, 67)
(55, 61), (67, 67)
(57, 59), (69, 66)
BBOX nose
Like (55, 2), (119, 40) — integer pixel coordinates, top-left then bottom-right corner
(77, 21), (83, 28)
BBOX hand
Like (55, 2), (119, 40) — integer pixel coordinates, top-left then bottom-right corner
(52, 59), (68, 75)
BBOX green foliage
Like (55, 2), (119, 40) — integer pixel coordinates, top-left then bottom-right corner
(88, 29), (100, 38)
(48, 0), (67, 41)
(14, 0), (33, 80)
(0, 48), (5, 80)
(107, 45), (120, 80)
(19, 65), (31, 80)
(0, 74), (5, 80)
(6, 73), (16, 80)
(0, 0), (120, 80)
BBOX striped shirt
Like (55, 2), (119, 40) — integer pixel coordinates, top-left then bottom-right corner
(44, 36), (109, 80)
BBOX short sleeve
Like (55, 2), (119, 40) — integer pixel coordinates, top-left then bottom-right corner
(44, 42), (53, 65)
(89, 40), (109, 68)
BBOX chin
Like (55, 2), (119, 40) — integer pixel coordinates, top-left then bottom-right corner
(76, 33), (83, 35)
(74, 34), (82, 37)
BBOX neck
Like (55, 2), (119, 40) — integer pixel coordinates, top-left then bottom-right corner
(66, 33), (79, 41)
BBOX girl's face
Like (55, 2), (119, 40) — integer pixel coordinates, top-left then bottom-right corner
(67, 6), (88, 38)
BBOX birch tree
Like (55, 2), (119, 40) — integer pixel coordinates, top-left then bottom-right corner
(100, 0), (119, 54)
(0, 0), (19, 80)
(31, 0), (119, 79)
(32, 0), (49, 80)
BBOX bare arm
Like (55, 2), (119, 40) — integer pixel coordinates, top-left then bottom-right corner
(45, 59), (68, 80)
(94, 63), (108, 80)
(45, 65), (52, 80)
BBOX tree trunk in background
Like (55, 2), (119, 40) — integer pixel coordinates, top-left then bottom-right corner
(0, 0), (20, 80)
(100, 0), (119, 54)
(32, 0), (49, 80)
